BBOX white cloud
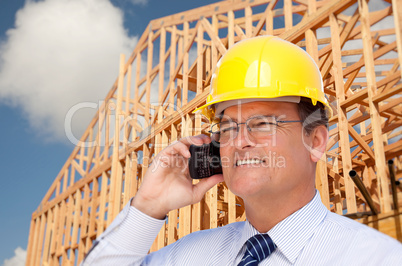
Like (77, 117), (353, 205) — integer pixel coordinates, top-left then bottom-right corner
(0, 0), (137, 143)
(3, 247), (26, 266)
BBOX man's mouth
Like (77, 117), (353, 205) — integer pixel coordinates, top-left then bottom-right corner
(235, 159), (265, 166)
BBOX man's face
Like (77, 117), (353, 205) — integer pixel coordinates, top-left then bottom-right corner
(219, 101), (315, 200)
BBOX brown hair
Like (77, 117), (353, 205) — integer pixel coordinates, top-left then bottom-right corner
(297, 97), (329, 135)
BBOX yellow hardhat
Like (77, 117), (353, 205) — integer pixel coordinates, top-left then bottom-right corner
(194, 36), (332, 121)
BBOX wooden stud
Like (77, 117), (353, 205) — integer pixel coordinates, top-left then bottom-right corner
(35, 213), (47, 266)
(109, 54), (125, 222)
(392, 0), (402, 78)
(167, 123), (178, 245)
(332, 157), (343, 215)
(129, 153), (138, 199)
(29, 217), (40, 266)
(159, 27), (166, 102)
(245, 6), (253, 37)
(330, 13), (357, 214)
(64, 195), (74, 255)
(228, 10), (235, 47)
(25, 217), (36, 266)
(358, 0), (391, 212)
(284, 0), (292, 31)
(155, 105), (166, 251)
(145, 32), (154, 127)
(169, 26), (177, 113)
(197, 23), (204, 93)
(316, 157), (330, 209)
(178, 115), (191, 239)
(183, 22), (189, 105)
(123, 154), (132, 205)
(70, 189), (82, 263)
(49, 203), (60, 260)
(78, 183), (91, 262)
(192, 114), (202, 231)
(97, 172), (109, 237)
(265, 2), (274, 35)
(56, 200), (66, 259)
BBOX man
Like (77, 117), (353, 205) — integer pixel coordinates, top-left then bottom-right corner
(83, 36), (402, 265)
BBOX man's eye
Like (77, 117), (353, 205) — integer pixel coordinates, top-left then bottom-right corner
(253, 122), (274, 128)
(221, 126), (236, 133)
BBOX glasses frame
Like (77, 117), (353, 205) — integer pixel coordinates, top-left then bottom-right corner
(208, 116), (303, 143)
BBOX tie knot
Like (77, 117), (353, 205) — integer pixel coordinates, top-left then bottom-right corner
(238, 234), (277, 265)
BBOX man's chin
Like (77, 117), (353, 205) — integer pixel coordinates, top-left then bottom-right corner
(226, 177), (268, 197)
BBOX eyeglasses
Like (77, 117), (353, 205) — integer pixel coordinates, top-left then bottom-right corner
(209, 115), (303, 143)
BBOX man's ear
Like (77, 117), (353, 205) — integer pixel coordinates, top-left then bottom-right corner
(309, 125), (329, 162)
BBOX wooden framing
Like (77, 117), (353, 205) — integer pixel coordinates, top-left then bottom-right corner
(26, 0), (402, 265)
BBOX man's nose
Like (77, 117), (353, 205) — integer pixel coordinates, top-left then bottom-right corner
(233, 125), (256, 150)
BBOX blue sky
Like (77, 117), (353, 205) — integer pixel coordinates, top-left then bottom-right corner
(0, 0), (219, 264)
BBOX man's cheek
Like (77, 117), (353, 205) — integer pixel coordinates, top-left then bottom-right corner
(220, 155), (231, 168)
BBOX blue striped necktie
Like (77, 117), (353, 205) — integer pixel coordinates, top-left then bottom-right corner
(238, 234), (277, 266)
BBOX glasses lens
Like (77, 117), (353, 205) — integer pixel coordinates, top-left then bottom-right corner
(219, 122), (237, 132)
(211, 123), (220, 134)
(211, 116), (278, 144)
(217, 121), (237, 143)
(248, 116), (276, 134)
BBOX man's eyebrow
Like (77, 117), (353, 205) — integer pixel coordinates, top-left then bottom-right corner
(220, 114), (279, 122)
(220, 118), (235, 123)
(220, 117), (239, 122)
(251, 113), (278, 118)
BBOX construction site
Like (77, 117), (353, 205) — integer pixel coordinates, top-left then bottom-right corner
(25, 0), (401, 265)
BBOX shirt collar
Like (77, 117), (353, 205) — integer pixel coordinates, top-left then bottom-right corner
(236, 191), (328, 264)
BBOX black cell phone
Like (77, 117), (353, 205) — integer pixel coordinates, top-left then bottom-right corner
(188, 142), (222, 179)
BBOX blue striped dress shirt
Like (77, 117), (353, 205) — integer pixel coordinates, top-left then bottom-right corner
(82, 191), (402, 265)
